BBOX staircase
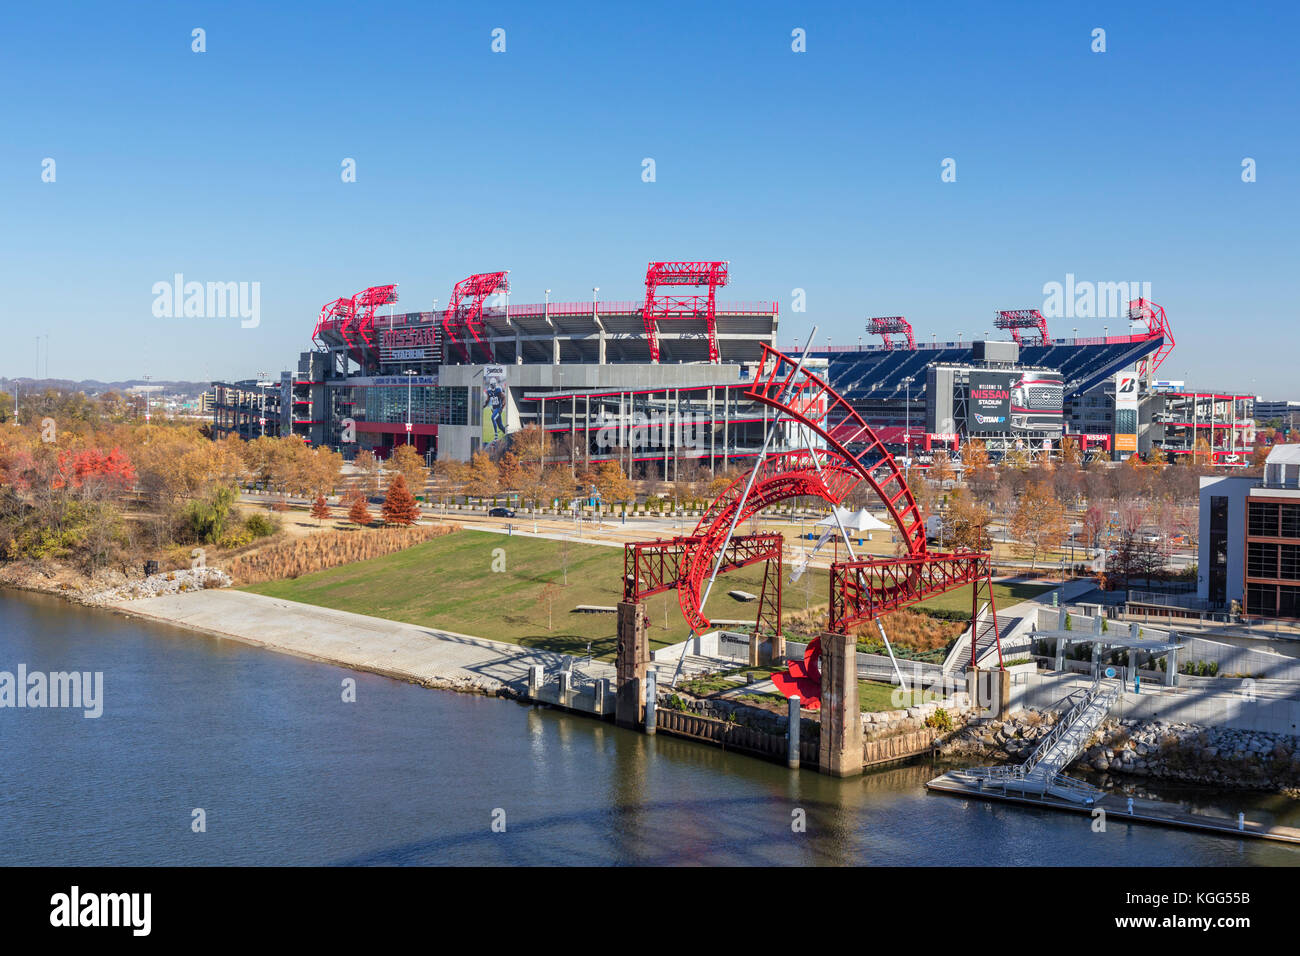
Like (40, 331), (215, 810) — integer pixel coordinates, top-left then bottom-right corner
(965, 679), (1121, 804)
(941, 603), (1018, 675)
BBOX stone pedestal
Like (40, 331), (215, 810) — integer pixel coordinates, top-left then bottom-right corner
(615, 601), (650, 729)
(817, 631), (863, 777)
(967, 666), (1011, 719)
(749, 632), (787, 667)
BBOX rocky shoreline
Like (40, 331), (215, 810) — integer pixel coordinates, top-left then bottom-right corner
(940, 707), (1300, 796)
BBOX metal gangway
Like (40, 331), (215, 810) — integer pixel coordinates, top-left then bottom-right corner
(960, 678), (1122, 804)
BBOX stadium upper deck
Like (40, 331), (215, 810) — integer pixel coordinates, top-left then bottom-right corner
(814, 332), (1165, 404)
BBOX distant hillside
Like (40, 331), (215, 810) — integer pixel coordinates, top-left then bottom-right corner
(0, 377), (212, 399)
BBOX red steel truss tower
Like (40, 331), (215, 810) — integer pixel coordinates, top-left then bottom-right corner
(994, 309), (1050, 346)
(1127, 298), (1175, 375)
(642, 260), (729, 364)
(442, 271), (509, 363)
(866, 316), (916, 351)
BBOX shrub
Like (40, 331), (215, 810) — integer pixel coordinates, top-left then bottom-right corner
(244, 513), (279, 538)
(925, 708), (954, 732)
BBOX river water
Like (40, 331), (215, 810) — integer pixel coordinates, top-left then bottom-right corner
(2, 590), (1298, 866)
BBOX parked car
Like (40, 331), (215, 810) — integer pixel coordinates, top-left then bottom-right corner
(489, 507), (516, 518)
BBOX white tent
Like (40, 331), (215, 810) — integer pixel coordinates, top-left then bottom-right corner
(814, 507), (890, 532)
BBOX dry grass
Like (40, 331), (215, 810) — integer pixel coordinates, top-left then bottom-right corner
(225, 523), (459, 585)
(853, 607), (965, 653)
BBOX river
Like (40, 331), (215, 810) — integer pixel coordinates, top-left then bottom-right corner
(2, 589), (1298, 866)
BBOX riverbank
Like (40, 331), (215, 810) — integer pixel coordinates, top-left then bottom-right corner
(95, 587), (615, 699)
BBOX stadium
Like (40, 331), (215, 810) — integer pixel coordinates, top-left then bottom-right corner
(211, 260), (1252, 470)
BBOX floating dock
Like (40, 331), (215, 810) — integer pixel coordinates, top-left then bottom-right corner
(927, 770), (1300, 845)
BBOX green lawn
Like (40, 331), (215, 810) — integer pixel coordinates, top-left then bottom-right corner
(858, 679), (925, 712)
(914, 580), (1055, 615)
(242, 529), (829, 660)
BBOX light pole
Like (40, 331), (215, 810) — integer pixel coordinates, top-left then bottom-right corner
(256, 371), (267, 436)
(902, 376), (915, 482)
(405, 368), (417, 444)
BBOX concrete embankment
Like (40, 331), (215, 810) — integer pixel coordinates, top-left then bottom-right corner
(101, 588), (615, 697)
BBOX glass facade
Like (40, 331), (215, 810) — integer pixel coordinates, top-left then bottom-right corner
(1244, 497), (1300, 618)
(345, 385), (468, 426)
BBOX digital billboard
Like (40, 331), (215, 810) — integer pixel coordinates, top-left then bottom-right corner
(1008, 370), (1064, 433)
(1114, 372), (1139, 452)
(967, 372), (1013, 433)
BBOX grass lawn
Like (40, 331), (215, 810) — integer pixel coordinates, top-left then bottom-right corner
(858, 679), (925, 712)
(914, 580), (1055, 615)
(242, 529), (829, 660)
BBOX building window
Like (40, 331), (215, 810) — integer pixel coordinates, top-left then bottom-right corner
(1247, 582), (1276, 617)
(1282, 544), (1300, 581)
(1208, 495), (1229, 606)
(1282, 504), (1300, 539)
(1248, 542), (1278, 579)
(1248, 501), (1279, 537)
(1282, 585), (1300, 619)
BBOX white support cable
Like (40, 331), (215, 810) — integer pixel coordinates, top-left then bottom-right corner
(669, 329), (818, 688)
(796, 421), (907, 689)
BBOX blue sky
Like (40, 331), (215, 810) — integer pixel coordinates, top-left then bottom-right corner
(2, 1), (1296, 395)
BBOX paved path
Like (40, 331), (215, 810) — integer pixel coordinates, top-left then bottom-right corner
(107, 589), (615, 694)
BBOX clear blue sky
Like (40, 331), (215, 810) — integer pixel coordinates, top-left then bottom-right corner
(2, 1), (1296, 396)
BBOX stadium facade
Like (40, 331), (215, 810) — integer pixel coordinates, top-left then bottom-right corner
(210, 262), (1249, 470)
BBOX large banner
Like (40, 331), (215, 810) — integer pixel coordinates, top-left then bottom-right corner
(1008, 370), (1064, 433)
(1114, 371), (1139, 452)
(967, 371), (1013, 433)
(481, 365), (518, 445)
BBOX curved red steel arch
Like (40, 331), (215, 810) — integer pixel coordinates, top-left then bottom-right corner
(677, 345), (929, 633)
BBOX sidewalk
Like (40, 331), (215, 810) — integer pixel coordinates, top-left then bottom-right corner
(106, 589), (615, 694)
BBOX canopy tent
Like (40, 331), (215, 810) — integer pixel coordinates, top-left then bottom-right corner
(814, 506), (890, 532)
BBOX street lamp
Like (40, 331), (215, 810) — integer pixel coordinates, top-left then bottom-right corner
(405, 368), (418, 444)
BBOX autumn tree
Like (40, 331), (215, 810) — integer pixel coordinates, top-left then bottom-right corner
(594, 460), (635, 506)
(464, 451), (499, 499)
(388, 444), (428, 498)
(962, 438), (995, 497)
(311, 493), (331, 526)
(347, 492), (373, 527)
(1060, 437), (1084, 467)
(380, 473), (420, 526)
(354, 449), (381, 495)
(1008, 482), (1068, 570)
(930, 451), (954, 487)
(946, 487), (993, 551)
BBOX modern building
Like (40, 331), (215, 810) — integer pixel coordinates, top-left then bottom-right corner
(211, 379), (285, 441)
(1254, 399), (1300, 429)
(1198, 444), (1300, 617)
(1151, 391), (1255, 463)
